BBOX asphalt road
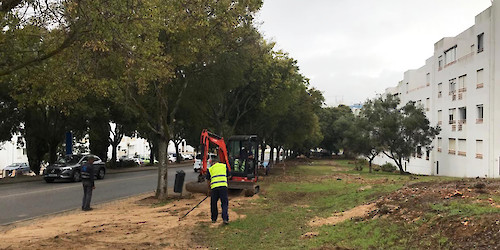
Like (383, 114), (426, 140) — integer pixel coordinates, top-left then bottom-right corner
(0, 165), (198, 225)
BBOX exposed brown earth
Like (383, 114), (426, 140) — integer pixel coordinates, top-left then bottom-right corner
(0, 192), (250, 250)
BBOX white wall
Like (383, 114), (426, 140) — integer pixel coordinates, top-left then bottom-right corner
(374, 2), (500, 178)
(0, 135), (28, 169)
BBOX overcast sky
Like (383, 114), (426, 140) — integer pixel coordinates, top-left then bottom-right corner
(255, 0), (492, 106)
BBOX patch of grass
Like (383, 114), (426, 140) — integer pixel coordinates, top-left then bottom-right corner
(198, 159), (483, 249)
(430, 201), (500, 216)
(310, 218), (408, 249)
(151, 199), (174, 208)
(286, 165), (335, 176)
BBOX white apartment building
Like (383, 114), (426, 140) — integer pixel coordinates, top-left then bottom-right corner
(373, 2), (500, 178)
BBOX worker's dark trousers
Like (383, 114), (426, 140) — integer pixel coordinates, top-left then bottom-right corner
(210, 186), (229, 222)
(82, 180), (93, 210)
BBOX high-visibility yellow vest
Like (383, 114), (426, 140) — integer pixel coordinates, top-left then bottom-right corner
(209, 163), (228, 189)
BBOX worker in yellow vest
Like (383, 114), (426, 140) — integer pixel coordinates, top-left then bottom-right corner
(206, 156), (229, 225)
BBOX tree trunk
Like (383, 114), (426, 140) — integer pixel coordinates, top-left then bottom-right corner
(269, 146), (274, 166)
(368, 158), (373, 173)
(111, 143), (118, 168)
(396, 158), (405, 174)
(260, 141), (265, 163)
(275, 146), (281, 163)
(25, 135), (46, 175)
(156, 139), (169, 200)
(148, 140), (155, 164)
(48, 140), (58, 164)
(174, 140), (181, 163)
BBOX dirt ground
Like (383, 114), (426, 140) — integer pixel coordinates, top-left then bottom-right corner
(0, 191), (250, 250)
(368, 179), (500, 249)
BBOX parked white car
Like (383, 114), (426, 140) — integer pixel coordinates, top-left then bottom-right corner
(168, 154), (176, 163)
(193, 153), (217, 172)
(182, 154), (193, 160)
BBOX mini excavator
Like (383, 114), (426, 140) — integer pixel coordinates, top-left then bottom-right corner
(185, 129), (260, 196)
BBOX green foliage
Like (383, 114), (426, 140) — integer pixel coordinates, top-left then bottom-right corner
(318, 105), (354, 154)
(354, 159), (367, 171)
(381, 163), (397, 172)
(361, 95), (440, 173)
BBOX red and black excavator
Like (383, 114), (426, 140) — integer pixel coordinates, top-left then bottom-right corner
(186, 129), (260, 196)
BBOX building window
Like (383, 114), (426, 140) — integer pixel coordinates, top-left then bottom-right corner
(438, 82), (443, 97)
(449, 108), (456, 124)
(476, 140), (483, 159)
(437, 137), (442, 152)
(477, 104), (484, 124)
(438, 56), (443, 70)
(477, 33), (484, 53)
(477, 69), (484, 88)
(445, 45), (457, 64)
(426, 73), (430, 86)
(458, 107), (466, 124)
(458, 75), (467, 92)
(449, 138), (456, 154)
(458, 139), (466, 156)
(449, 78), (457, 95)
(416, 146), (422, 158)
(425, 98), (430, 111)
(438, 110), (443, 125)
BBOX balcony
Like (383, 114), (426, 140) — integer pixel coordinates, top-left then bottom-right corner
(437, 148), (442, 152)
(458, 87), (467, 93)
(458, 92), (463, 100)
(458, 124), (463, 131)
(476, 153), (483, 159)
(449, 120), (455, 125)
(477, 83), (484, 89)
(437, 121), (442, 125)
(458, 151), (466, 156)
(438, 92), (442, 98)
(452, 94), (456, 101)
(476, 118), (483, 124)
(448, 149), (456, 155)
(452, 125), (456, 131)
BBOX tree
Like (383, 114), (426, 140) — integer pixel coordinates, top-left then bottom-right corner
(362, 95), (440, 174)
(318, 105), (354, 155)
(125, 0), (264, 200)
(344, 114), (380, 173)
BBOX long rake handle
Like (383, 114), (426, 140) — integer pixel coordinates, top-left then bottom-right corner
(179, 195), (209, 220)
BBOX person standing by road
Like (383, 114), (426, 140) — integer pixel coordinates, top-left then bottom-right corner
(81, 156), (96, 211)
(206, 156), (229, 225)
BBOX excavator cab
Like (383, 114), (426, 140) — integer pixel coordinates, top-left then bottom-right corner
(227, 135), (258, 180)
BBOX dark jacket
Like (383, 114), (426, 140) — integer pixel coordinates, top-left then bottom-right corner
(81, 162), (95, 186)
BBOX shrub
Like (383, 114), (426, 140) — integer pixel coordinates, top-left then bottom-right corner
(354, 159), (367, 171)
(381, 163), (396, 172)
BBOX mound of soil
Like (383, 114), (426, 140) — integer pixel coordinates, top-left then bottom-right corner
(367, 179), (500, 249)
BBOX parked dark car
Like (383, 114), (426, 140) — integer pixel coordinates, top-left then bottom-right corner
(43, 154), (106, 183)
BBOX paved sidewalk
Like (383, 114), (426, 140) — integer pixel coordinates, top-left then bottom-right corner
(0, 162), (193, 185)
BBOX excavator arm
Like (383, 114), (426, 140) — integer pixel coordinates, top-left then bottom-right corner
(200, 129), (231, 176)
